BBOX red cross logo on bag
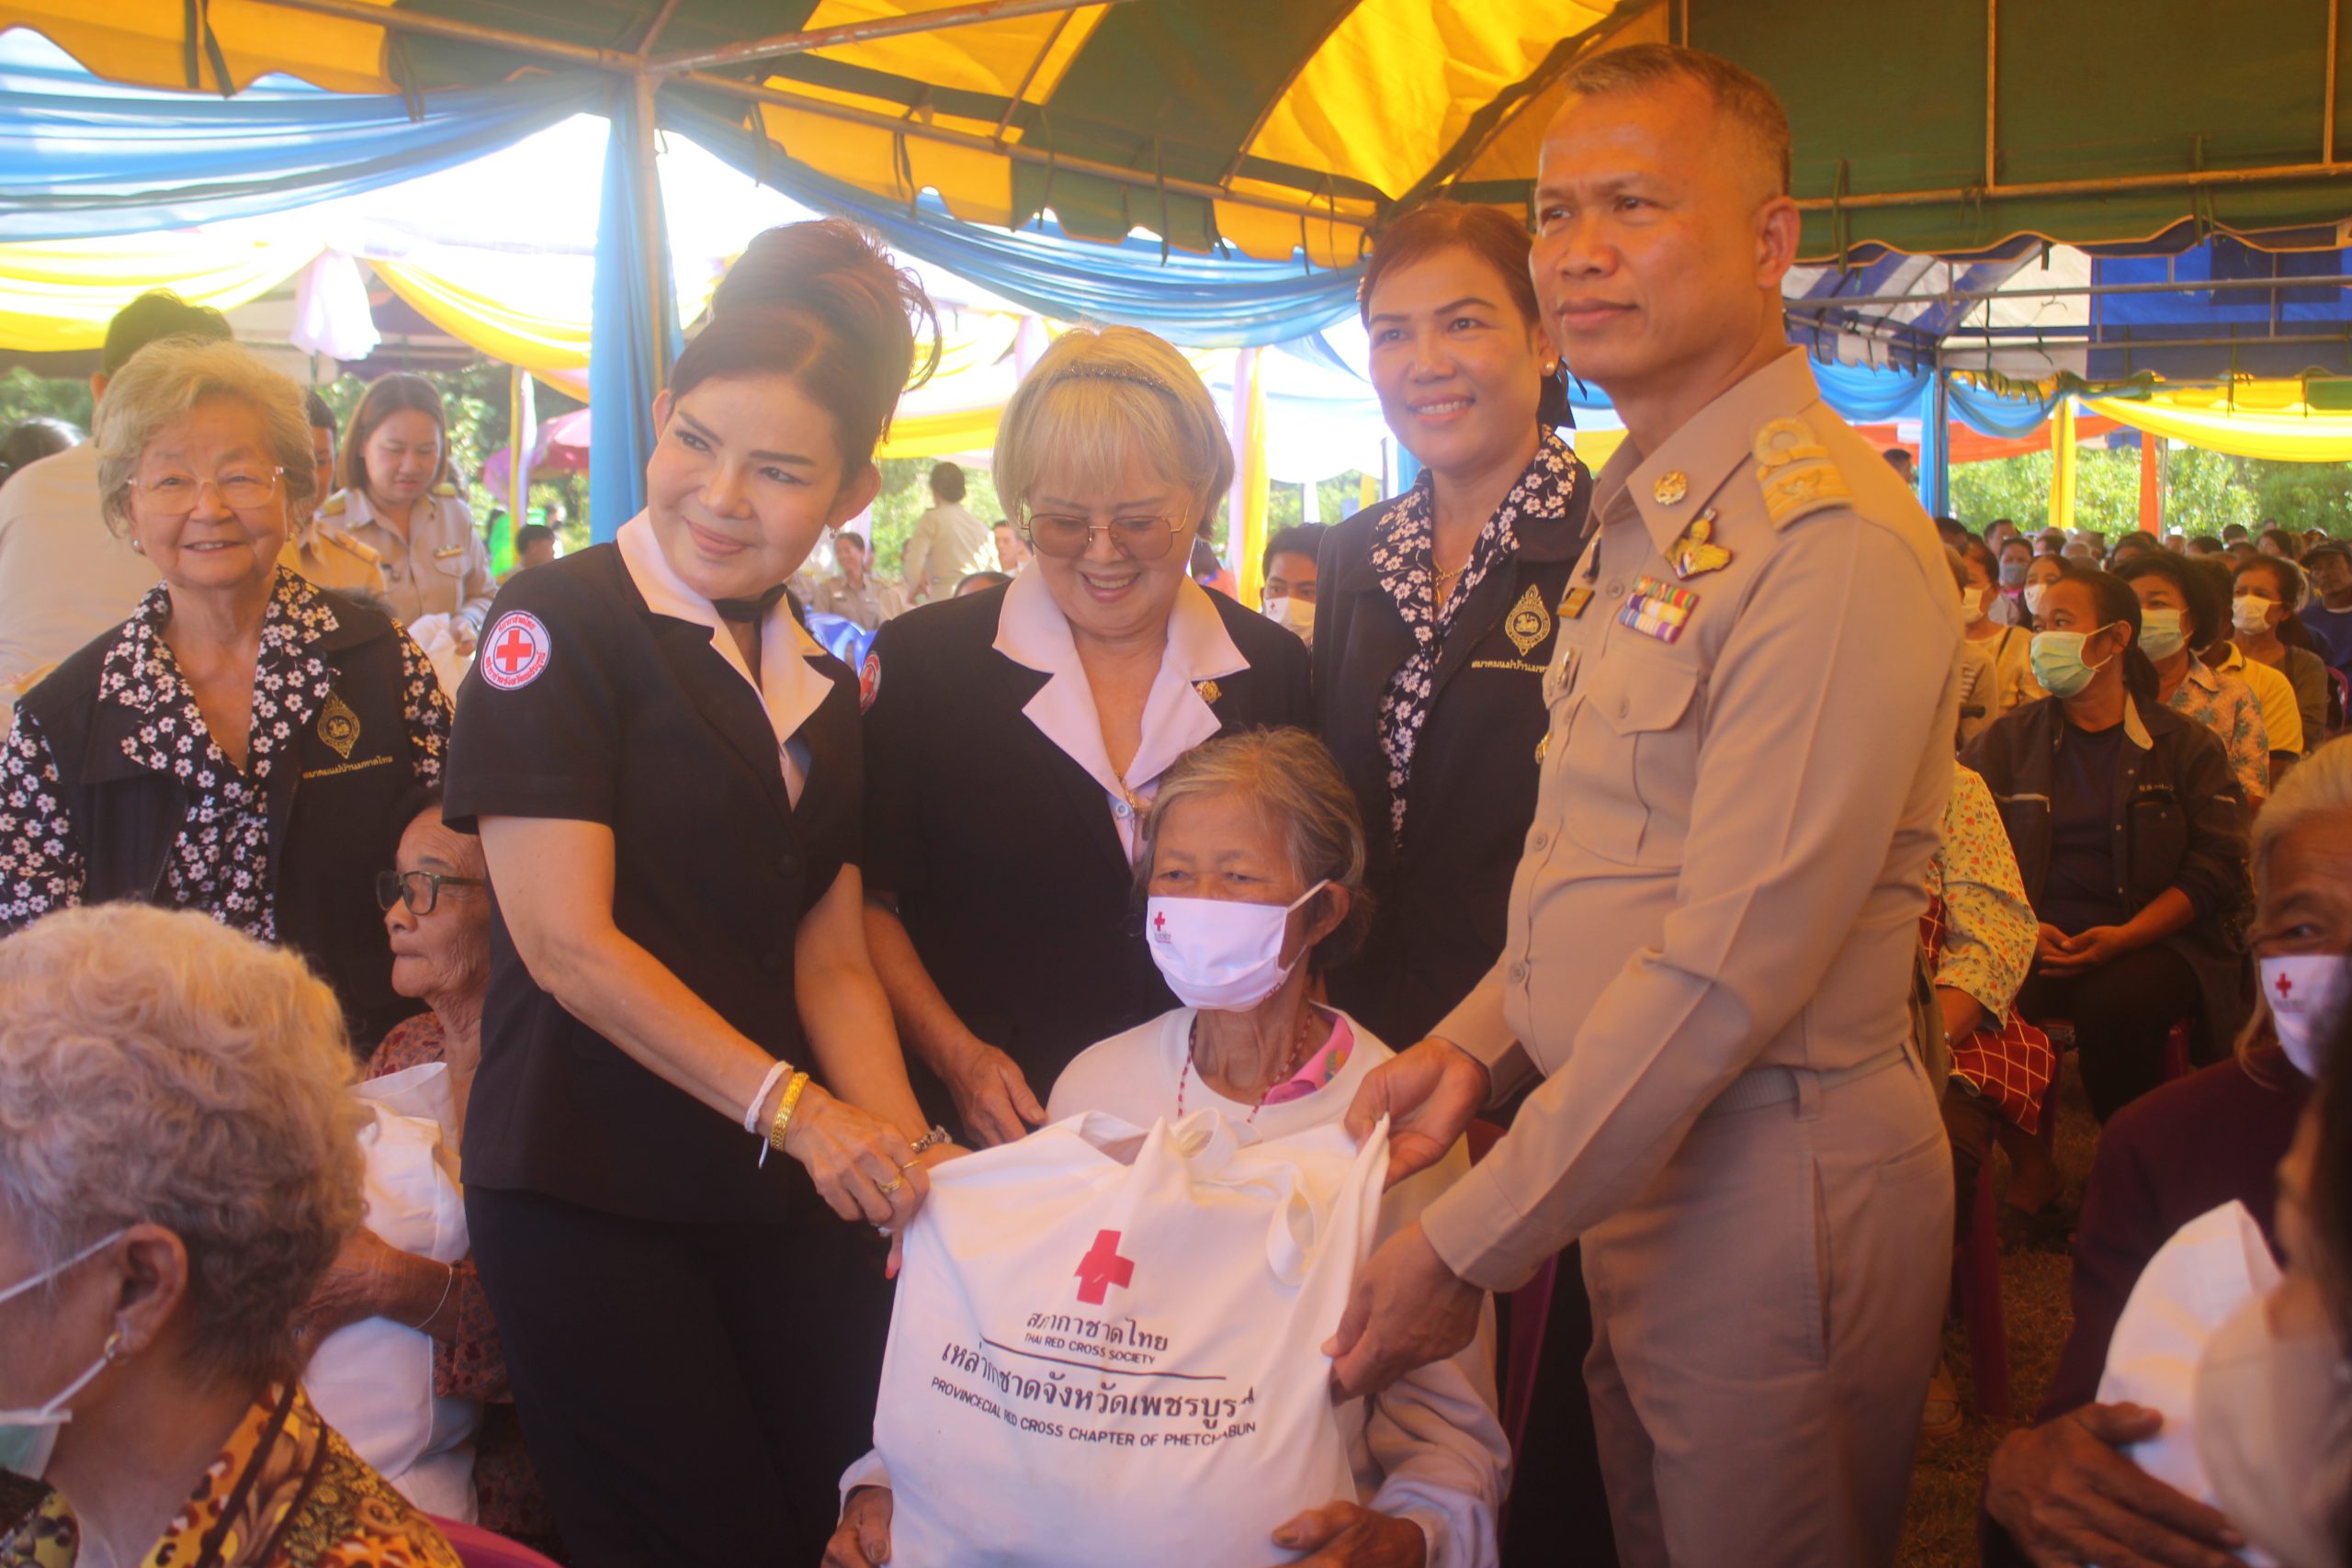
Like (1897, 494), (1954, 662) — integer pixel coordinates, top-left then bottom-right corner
(1073, 1229), (1135, 1304)
(481, 611), (550, 691)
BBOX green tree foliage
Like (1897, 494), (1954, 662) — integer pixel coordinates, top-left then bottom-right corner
(1950, 445), (2352, 539)
(0, 367), (96, 437)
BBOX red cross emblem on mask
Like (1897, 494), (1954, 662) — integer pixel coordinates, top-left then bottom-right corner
(1073, 1229), (1135, 1305)
(481, 611), (551, 691)
(2276, 970), (2296, 1003)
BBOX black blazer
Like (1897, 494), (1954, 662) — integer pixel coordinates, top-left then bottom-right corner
(17, 588), (429, 1049)
(1313, 482), (1594, 1044)
(446, 544), (863, 1224)
(862, 581), (1313, 1120)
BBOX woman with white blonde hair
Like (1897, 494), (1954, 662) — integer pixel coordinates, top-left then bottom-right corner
(860, 325), (1314, 1146)
(0, 903), (458, 1567)
(0, 336), (452, 1051)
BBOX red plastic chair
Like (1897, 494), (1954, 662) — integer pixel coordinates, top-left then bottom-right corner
(427, 1518), (563, 1568)
(1464, 1120), (1560, 1472)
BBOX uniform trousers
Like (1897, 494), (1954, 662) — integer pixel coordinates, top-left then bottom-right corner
(466, 1185), (894, 1568)
(2015, 944), (2201, 1122)
(1577, 1052), (1951, 1568)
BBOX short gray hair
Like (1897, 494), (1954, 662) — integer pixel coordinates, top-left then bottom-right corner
(993, 326), (1234, 534)
(1134, 728), (1372, 972)
(1558, 42), (1793, 197)
(0, 906), (364, 1387)
(93, 336), (319, 539)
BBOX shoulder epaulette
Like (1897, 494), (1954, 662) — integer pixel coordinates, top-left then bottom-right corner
(1753, 415), (1853, 530)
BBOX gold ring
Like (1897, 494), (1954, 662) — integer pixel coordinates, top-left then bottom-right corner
(878, 1176), (905, 1197)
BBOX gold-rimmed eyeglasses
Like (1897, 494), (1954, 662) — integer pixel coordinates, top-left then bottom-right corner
(1023, 514), (1186, 561)
(126, 466), (285, 517)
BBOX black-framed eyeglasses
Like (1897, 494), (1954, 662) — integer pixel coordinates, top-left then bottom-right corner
(376, 869), (483, 916)
(1023, 514), (1185, 560)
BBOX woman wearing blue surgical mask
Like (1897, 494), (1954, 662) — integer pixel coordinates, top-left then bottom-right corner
(1992, 535), (2035, 626)
(0, 905), (459, 1567)
(2120, 549), (2275, 807)
(1962, 568), (2252, 1122)
(1961, 537), (2039, 725)
(1983, 737), (2352, 1568)
(826, 729), (1509, 1568)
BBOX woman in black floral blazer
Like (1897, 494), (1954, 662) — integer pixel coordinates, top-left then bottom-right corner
(0, 337), (448, 1050)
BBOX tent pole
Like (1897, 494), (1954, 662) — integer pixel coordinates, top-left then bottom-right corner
(2138, 433), (2163, 535)
(645, 0), (1134, 76)
(1984, 0), (1998, 188)
(635, 70), (667, 400)
(2329, 0), (2342, 163)
(1788, 271), (2352, 312)
(1931, 367), (1952, 517)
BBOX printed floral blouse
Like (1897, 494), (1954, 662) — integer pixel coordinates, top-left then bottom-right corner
(2166, 654), (2271, 806)
(0, 1382), (459, 1568)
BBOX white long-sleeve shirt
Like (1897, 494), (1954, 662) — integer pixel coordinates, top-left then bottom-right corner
(843, 1006), (1509, 1568)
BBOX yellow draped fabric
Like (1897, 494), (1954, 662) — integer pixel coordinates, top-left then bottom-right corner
(1248, 0), (1612, 201)
(369, 257), (591, 370)
(2048, 399), (2078, 531)
(0, 223), (315, 349)
(2086, 386), (2352, 463)
(0, 0), (394, 93)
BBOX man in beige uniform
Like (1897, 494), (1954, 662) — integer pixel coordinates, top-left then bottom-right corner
(278, 391), (389, 604)
(1333, 46), (1958, 1567)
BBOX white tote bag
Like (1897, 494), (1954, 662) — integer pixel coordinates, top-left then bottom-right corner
(303, 1062), (481, 1521)
(875, 1110), (1388, 1568)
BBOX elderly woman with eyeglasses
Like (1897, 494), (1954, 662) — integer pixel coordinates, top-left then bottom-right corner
(0, 338), (451, 1052)
(861, 326), (1314, 1148)
(291, 794), (560, 1553)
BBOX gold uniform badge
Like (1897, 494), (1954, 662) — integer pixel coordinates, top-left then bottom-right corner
(1669, 511), (1732, 580)
(1505, 585), (1554, 656)
(1193, 679), (1221, 705)
(317, 690), (361, 760)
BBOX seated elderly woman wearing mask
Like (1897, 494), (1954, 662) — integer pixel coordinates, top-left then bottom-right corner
(1983, 735), (2352, 1568)
(830, 729), (1509, 1568)
(0, 904), (458, 1567)
(294, 795), (558, 1556)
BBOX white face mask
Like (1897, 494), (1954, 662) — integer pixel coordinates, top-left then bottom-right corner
(1962, 591), (1987, 627)
(0, 1229), (126, 1478)
(2261, 953), (2346, 1080)
(2023, 581), (2051, 617)
(1146, 881), (1329, 1012)
(1260, 594), (1315, 648)
(2235, 593), (2278, 637)
(2196, 1291), (2352, 1568)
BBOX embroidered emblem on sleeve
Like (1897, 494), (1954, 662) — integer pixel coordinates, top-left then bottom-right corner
(860, 650), (883, 713)
(481, 611), (551, 691)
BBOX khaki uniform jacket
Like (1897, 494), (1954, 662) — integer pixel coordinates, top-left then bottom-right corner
(900, 501), (995, 604)
(325, 484), (496, 631)
(1419, 350), (1962, 1291)
(278, 515), (390, 605)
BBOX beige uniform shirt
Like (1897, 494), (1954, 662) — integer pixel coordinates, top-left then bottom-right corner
(326, 484), (496, 631)
(810, 572), (909, 631)
(278, 515), (390, 605)
(900, 501), (995, 604)
(1419, 350), (1961, 1291)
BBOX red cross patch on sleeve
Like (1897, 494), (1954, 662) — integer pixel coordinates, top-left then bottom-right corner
(481, 610), (552, 691)
(860, 650), (882, 713)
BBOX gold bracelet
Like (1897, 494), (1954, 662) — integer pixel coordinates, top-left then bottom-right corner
(766, 1072), (812, 1154)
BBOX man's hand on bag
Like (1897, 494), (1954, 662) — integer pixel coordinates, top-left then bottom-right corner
(1325, 1222), (1483, 1401)
(1342, 1038), (1488, 1190)
(1983, 1403), (2245, 1568)
(942, 1039), (1046, 1147)
(884, 1142), (969, 1280)
(1267, 1500), (1427, 1568)
(822, 1486), (894, 1567)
